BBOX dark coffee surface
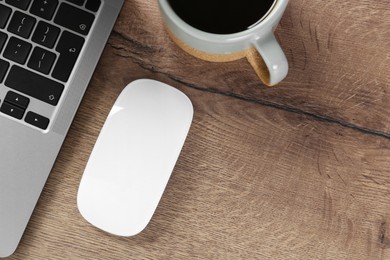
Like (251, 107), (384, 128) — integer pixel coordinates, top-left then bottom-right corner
(167, 0), (276, 34)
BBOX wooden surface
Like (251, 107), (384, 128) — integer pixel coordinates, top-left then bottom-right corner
(9, 0), (390, 259)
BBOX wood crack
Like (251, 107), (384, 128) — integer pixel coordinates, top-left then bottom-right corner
(168, 76), (390, 141)
(379, 221), (390, 249)
(109, 30), (156, 53)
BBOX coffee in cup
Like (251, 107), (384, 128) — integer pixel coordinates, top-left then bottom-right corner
(167, 0), (277, 35)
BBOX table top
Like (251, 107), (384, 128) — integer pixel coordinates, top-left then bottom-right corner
(9, 0), (390, 259)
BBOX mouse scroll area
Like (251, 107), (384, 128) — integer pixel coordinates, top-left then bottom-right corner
(77, 79), (193, 236)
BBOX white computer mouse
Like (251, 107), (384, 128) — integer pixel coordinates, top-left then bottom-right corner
(77, 79), (193, 236)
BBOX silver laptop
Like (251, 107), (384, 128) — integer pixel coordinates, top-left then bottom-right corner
(0, 0), (124, 256)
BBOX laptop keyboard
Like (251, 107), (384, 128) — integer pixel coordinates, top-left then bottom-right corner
(0, 0), (101, 130)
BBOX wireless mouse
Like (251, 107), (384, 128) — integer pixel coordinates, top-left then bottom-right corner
(77, 79), (193, 236)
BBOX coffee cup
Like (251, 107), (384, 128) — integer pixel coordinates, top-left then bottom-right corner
(159, 0), (289, 86)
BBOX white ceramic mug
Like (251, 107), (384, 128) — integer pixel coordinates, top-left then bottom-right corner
(159, 0), (289, 86)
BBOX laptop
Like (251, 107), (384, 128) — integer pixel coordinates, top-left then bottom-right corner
(0, 0), (124, 256)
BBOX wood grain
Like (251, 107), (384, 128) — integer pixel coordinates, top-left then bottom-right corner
(7, 0), (390, 259)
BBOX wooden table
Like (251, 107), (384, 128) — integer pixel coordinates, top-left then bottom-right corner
(9, 0), (390, 259)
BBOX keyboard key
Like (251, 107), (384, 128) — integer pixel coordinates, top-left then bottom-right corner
(32, 21), (60, 49)
(66, 0), (85, 6)
(0, 102), (25, 119)
(5, 65), (64, 106)
(4, 91), (30, 108)
(0, 4), (12, 28)
(0, 59), (10, 83)
(3, 36), (32, 64)
(52, 31), (84, 82)
(0, 31), (7, 52)
(54, 3), (95, 35)
(86, 0), (101, 12)
(7, 11), (36, 39)
(30, 0), (58, 20)
(28, 47), (56, 74)
(5, 0), (31, 10)
(25, 111), (49, 130)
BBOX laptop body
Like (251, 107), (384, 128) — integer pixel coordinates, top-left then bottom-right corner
(0, 0), (124, 256)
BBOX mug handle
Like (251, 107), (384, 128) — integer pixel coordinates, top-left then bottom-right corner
(246, 32), (288, 86)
